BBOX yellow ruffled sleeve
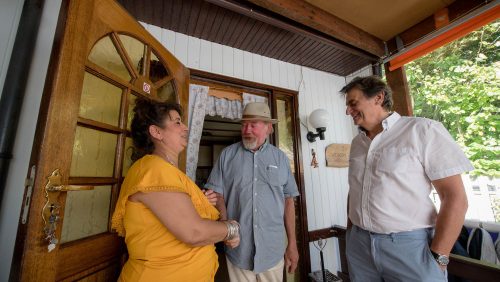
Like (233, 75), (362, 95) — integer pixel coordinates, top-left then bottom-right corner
(111, 155), (186, 236)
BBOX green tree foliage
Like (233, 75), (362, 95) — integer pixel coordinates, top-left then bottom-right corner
(406, 21), (499, 177)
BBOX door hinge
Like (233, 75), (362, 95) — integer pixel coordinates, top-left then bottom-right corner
(21, 165), (36, 224)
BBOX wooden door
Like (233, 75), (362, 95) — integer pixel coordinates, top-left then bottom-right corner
(11, 0), (189, 281)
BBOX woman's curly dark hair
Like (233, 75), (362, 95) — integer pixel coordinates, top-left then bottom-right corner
(130, 97), (183, 162)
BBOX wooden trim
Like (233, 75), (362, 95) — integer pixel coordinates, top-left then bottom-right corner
(307, 226), (349, 279)
(384, 64), (413, 116)
(386, 0), (490, 54)
(59, 258), (120, 282)
(208, 88), (243, 101)
(308, 227), (339, 242)
(448, 254), (500, 281)
(56, 234), (124, 281)
(154, 75), (173, 88)
(77, 117), (124, 134)
(286, 90), (310, 281)
(111, 32), (139, 80)
(207, 0), (384, 57)
(190, 68), (292, 94)
(388, 3), (500, 71)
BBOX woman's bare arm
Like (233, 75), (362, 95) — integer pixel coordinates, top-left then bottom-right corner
(131, 191), (236, 246)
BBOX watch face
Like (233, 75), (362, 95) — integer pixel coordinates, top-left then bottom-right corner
(437, 255), (449, 266)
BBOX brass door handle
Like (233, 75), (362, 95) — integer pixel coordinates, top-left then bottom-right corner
(44, 169), (94, 192)
(42, 169), (94, 252)
(46, 184), (94, 192)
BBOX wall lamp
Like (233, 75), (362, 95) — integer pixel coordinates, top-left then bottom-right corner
(307, 109), (329, 142)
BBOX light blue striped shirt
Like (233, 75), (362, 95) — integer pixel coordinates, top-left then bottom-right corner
(205, 142), (299, 273)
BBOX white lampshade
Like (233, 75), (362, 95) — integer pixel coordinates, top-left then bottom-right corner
(309, 109), (329, 129)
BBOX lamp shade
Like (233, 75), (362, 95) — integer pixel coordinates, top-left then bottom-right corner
(309, 109), (329, 129)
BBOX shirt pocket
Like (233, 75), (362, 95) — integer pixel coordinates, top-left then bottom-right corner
(376, 148), (415, 173)
(266, 165), (282, 188)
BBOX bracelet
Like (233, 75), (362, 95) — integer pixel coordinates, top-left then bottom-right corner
(223, 220), (240, 241)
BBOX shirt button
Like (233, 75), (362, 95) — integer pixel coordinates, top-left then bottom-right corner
(254, 165), (257, 168)
(254, 178), (257, 181)
(254, 209), (257, 212)
(254, 224), (257, 228)
(254, 192), (257, 196)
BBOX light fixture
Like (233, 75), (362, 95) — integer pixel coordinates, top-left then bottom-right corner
(307, 109), (329, 142)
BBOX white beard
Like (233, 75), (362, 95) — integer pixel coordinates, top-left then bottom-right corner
(242, 138), (258, 150)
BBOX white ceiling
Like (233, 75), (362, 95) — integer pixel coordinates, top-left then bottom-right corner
(305, 0), (455, 41)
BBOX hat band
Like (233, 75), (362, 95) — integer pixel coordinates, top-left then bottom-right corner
(241, 114), (272, 119)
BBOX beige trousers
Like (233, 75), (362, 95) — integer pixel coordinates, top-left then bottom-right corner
(226, 257), (284, 282)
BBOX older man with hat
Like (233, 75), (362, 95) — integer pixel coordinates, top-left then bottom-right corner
(205, 102), (300, 281)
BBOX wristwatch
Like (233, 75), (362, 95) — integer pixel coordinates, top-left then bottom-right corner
(430, 249), (449, 266)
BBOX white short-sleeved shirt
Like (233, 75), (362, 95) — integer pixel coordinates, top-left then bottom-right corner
(348, 112), (474, 234)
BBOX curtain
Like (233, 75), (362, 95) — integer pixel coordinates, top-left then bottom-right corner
(242, 92), (268, 107)
(186, 86), (269, 181)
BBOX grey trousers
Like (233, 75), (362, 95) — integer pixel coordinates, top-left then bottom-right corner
(346, 225), (448, 282)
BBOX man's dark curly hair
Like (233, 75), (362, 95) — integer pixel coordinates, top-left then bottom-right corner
(340, 75), (393, 111)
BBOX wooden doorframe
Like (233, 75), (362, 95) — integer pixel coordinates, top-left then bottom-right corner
(190, 68), (311, 281)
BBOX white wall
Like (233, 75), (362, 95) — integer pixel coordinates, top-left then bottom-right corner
(0, 1), (62, 280)
(0, 0), (25, 99)
(142, 22), (370, 273)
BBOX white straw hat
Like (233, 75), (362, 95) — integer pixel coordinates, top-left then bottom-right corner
(240, 102), (278, 124)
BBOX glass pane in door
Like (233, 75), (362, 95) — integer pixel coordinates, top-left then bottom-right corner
(60, 185), (112, 243)
(70, 126), (117, 177)
(150, 51), (168, 83)
(88, 36), (131, 82)
(126, 93), (137, 131)
(276, 99), (295, 173)
(119, 34), (146, 76)
(157, 80), (176, 102)
(79, 72), (123, 126)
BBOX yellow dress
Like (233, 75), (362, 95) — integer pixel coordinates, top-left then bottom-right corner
(111, 155), (220, 282)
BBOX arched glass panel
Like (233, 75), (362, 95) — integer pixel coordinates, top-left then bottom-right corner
(88, 36), (131, 82)
(119, 34), (146, 76)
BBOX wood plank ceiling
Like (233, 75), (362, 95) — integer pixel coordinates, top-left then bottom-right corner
(118, 0), (378, 76)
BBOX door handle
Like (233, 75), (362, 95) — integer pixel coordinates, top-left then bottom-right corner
(42, 169), (94, 252)
(45, 169), (94, 192)
(46, 184), (94, 192)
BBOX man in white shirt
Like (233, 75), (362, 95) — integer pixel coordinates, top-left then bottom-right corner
(341, 76), (473, 281)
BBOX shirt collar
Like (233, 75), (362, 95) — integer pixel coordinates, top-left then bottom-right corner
(358, 112), (401, 135)
(382, 112), (400, 131)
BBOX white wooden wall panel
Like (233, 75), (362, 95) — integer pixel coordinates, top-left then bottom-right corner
(142, 22), (371, 274)
(0, 0), (25, 100)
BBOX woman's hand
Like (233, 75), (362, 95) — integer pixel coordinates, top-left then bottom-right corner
(203, 189), (217, 205)
(225, 236), (240, 249)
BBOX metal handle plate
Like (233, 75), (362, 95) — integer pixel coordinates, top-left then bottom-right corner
(42, 169), (94, 252)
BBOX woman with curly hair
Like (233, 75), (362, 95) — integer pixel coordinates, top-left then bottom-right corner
(112, 97), (240, 281)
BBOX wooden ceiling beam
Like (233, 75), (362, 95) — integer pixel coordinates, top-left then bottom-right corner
(244, 0), (385, 57)
(205, 0), (381, 60)
(386, 0), (490, 54)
